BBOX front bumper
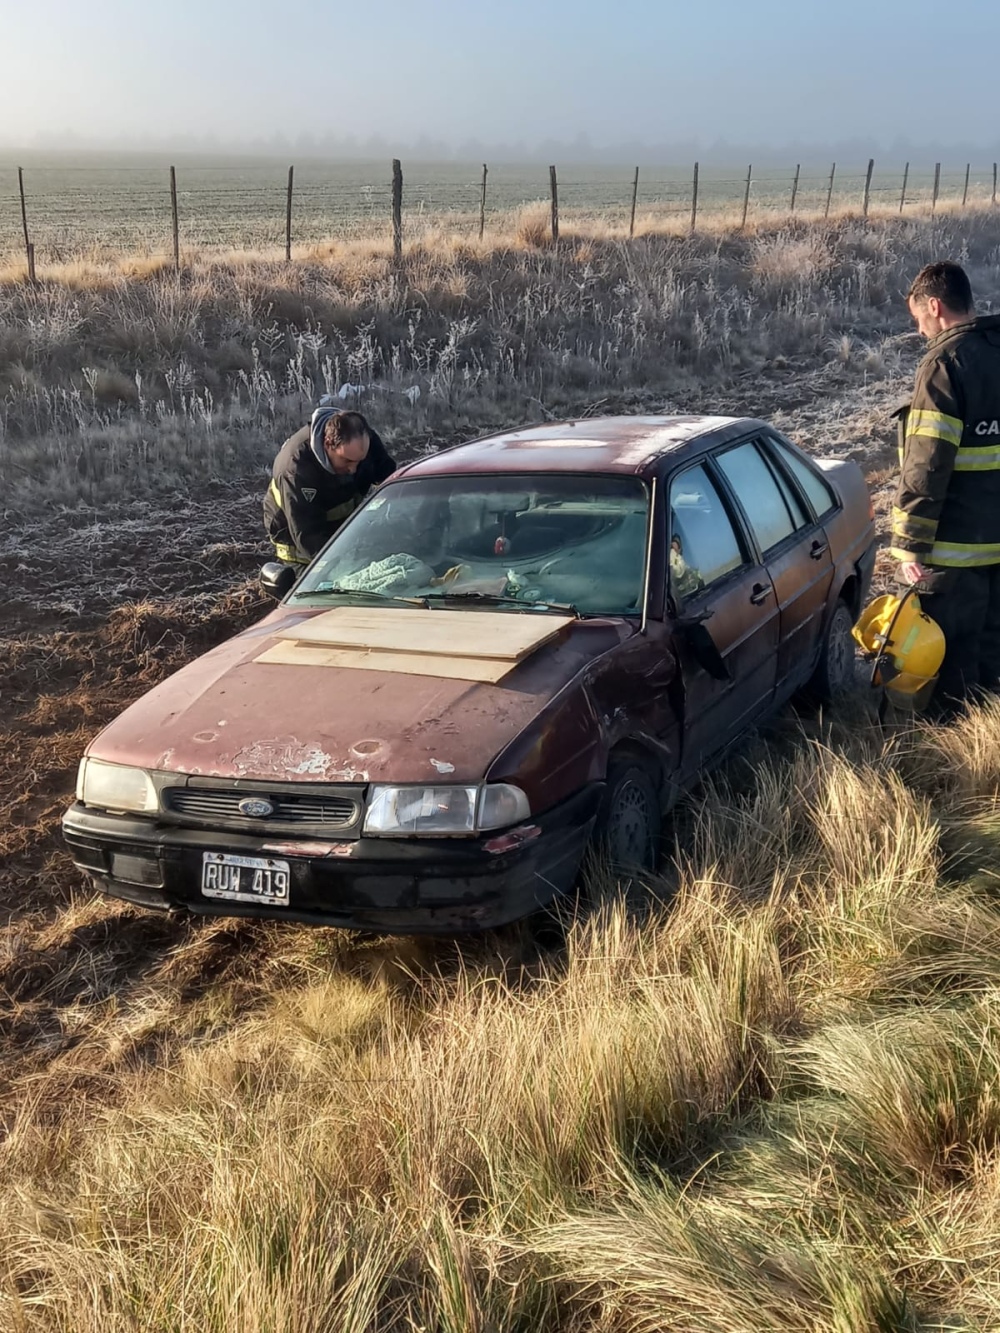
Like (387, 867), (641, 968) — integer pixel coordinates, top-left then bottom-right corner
(62, 785), (602, 934)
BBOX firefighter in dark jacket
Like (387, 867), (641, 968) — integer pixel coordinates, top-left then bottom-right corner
(264, 407), (397, 566)
(891, 260), (1000, 714)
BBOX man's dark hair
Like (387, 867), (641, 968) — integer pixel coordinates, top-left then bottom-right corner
(323, 411), (370, 448)
(908, 261), (974, 313)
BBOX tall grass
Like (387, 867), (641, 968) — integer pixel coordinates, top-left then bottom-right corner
(5, 703), (1000, 1329)
(4, 208), (1000, 513)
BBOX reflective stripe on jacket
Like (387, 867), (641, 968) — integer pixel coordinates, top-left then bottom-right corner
(892, 314), (1000, 568)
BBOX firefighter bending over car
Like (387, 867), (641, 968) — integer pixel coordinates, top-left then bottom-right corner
(264, 406), (397, 567)
(888, 260), (1000, 718)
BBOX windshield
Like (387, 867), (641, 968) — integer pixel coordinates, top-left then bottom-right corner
(292, 473), (650, 616)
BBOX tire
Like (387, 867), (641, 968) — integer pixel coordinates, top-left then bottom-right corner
(527, 759), (660, 947)
(593, 759), (661, 874)
(806, 600), (856, 703)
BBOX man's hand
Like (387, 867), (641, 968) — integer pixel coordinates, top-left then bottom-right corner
(900, 560), (931, 586)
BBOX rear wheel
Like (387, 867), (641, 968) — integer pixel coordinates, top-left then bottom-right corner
(805, 601), (856, 702)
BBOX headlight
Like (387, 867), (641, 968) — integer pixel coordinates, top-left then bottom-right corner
(478, 784), (531, 831)
(363, 783), (530, 837)
(76, 758), (158, 814)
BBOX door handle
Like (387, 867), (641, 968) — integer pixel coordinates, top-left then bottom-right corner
(750, 582), (773, 605)
(810, 539), (829, 559)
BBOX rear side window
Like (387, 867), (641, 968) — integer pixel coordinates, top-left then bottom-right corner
(771, 438), (838, 518)
(716, 442), (800, 554)
(668, 464), (746, 601)
(769, 455), (809, 527)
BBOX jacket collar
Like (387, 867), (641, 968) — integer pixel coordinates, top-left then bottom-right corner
(925, 314), (1000, 353)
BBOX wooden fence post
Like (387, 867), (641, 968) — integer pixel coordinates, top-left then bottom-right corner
(17, 167), (35, 282)
(862, 158), (874, 217)
(740, 163), (752, 230)
(932, 163), (941, 212)
(169, 165), (179, 272)
(629, 166), (639, 238)
(285, 166), (294, 261)
(963, 162), (971, 207)
(825, 162), (836, 218)
(549, 165), (559, 243)
(900, 162), (909, 213)
(479, 163), (487, 240)
(392, 159), (403, 261)
(790, 163), (800, 213)
(690, 161), (699, 234)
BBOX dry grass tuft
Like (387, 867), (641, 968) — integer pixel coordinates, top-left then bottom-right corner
(905, 695), (1000, 807)
(116, 254), (177, 281)
(512, 201), (554, 248)
(751, 229), (836, 291)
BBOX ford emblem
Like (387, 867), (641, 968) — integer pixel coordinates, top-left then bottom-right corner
(238, 797), (275, 818)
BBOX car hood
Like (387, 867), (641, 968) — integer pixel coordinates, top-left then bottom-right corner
(88, 605), (633, 785)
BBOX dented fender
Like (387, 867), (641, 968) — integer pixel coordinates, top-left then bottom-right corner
(488, 623), (682, 810)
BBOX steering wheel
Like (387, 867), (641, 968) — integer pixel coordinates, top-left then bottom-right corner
(537, 557), (564, 576)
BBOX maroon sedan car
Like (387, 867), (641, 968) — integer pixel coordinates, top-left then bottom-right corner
(63, 415), (875, 933)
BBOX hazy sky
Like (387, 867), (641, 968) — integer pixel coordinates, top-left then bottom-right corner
(4, 0), (997, 152)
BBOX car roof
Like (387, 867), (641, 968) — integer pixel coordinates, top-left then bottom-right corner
(395, 414), (762, 479)
(394, 415), (762, 485)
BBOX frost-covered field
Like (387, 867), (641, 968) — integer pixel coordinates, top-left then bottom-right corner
(1, 152), (989, 261)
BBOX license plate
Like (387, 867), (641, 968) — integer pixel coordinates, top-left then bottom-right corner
(201, 852), (290, 905)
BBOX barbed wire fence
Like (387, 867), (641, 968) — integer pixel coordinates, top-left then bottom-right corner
(3, 157), (999, 277)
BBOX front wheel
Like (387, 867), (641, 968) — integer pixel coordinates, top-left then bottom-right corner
(805, 600), (856, 702)
(529, 760), (660, 946)
(593, 760), (661, 874)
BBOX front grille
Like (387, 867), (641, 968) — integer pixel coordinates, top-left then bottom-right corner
(164, 787), (361, 831)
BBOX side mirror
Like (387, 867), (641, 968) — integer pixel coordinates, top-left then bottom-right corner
(674, 611), (730, 682)
(674, 606), (714, 630)
(261, 562), (298, 600)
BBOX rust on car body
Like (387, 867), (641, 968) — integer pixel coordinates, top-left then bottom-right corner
(63, 415), (877, 934)
(96, 612), (631, 804)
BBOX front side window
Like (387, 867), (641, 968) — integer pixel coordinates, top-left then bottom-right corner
(668, 464), (746, 603)
(715, 442), (802, 554)
(292, 473), (650, 616)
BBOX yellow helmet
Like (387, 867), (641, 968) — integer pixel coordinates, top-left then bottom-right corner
(852, 591), (945, 697)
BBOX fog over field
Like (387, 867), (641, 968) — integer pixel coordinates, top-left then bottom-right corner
(3, 0), (998, 155)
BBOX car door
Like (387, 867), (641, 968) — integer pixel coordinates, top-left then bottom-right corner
(714, 438), (835, 697)
(667, 460), (779, 775)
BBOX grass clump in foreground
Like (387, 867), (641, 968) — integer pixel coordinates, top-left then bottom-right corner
(6, 701), (1000, 1329)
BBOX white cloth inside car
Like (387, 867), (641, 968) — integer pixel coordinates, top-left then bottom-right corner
(334, 553), (436, 594)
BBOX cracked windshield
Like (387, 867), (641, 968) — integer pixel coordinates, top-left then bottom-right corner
(293, 474), (650, 615)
